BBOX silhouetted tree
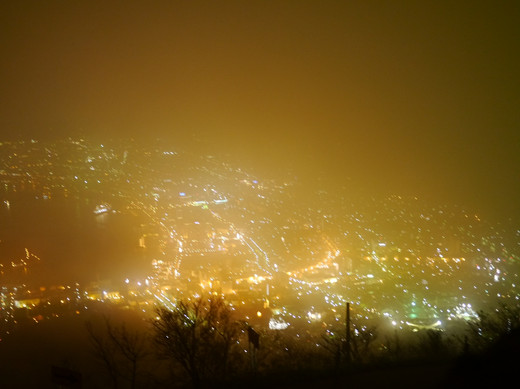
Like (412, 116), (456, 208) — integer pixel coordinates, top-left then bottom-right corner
(466, 302), (520, 353)
(86, 315), (150, 389)
(320, 329), (342, 372)
(151, 295), (240, 388)
(350, 324), (379, 363)
(388, 330), (401, 357)
(321, 321), (378, 369)
(416, 329), (449, 358)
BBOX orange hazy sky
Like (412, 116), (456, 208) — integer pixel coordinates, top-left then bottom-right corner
(1, 1), (519, 219)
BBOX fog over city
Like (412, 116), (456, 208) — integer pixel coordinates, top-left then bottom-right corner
(0, 1), (519, 388)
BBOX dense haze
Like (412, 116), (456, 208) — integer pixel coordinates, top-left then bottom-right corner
(1, 4), (520, 385)
(1, 0), (519, 220)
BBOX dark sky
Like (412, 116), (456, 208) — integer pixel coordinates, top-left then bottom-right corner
(1, 1), (519, 220)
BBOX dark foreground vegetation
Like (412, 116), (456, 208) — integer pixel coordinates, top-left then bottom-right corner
(1, 296), (518, 388)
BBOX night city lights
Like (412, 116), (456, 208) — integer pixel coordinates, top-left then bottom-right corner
(0, 1), (519, 388)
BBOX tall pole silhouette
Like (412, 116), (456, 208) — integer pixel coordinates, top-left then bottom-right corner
(346, 302), (351, 364)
